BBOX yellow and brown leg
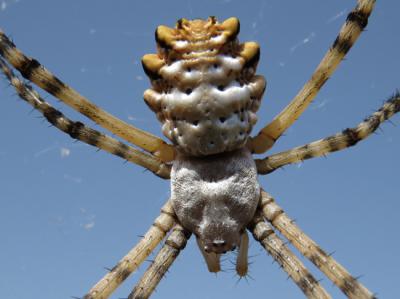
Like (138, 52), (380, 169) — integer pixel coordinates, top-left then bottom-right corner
(256, 93), (400, 174)
(249, 209), (331, 299)
(129, 224), (191, 299)
(0, 30), (175, 162)
(84, 200), (176, 299)
(259, 190), (376, 299)
(248, 0), (376, 154)
(0, 57), (171, 179)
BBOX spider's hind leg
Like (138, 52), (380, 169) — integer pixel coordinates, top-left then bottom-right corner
(0, 29), (175, 161)
(248, 0), (376, 153)
(0, 57), (171, 179)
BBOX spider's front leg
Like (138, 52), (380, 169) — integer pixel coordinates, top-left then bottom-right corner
(248, 0), (376, 153)
(84, 200), (176, 299)
(129, 224), (191, 299)
(0, 30), (175, 162)
(259, 190), (376, 299)
(249, 208), (331, 299)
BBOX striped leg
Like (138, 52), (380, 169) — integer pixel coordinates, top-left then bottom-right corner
(129, 224), (191, 299)
(249, 209), (331, 299)
(0, 58), (171, 179)
(248, 0), (376, 154)
(84, 200), (176, 299)
(0, 30), (175, 162)
(256, 93), (400, 174)
(259, 190), (376, 299)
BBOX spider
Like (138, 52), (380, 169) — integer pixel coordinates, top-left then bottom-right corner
(0, 0), (398, 298)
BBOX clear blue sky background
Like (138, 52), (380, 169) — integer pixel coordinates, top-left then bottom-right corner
(0, 1), (399, 298)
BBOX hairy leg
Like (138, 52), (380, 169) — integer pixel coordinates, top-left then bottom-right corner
(248, 0), (376, 154)
(129, 224), (191, 299)
(249, 209), (331, 299)
(0, 30), (175, 161)
(0, 58), (171, 178)
(259, 190), (376, 299)
(84, 200), (176, 299)
(256, 93), (400, 174)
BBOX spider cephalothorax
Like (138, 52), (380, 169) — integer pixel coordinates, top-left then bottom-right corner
(171, 148), (259, 260)
(2, 1), (398, 298)
(142, 17), (266, 156)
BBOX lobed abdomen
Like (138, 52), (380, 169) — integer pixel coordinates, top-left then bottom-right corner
(142, 17), (266, 156)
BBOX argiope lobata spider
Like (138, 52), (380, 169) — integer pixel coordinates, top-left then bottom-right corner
(1, 0), (399, 298)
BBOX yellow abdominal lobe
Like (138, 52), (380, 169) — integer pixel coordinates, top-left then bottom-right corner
(142, 17), (266, 156)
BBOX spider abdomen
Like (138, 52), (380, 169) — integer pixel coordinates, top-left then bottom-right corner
(171, 148), (260, 253)
(142, 17), (266, 156)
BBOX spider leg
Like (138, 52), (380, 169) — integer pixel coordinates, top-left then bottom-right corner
(256, 93), (400, 174)
(84, 200), (176, 299)
(259, 190), (376, 299)
(249, 209), (331, 299)
(129, 224), (191, 299)
(236, 230), (249, 277)
(196, 238), (222, 273)
(0, 30), (175, 162)
(0, 57), (171, 179)
(248, 0), (376, 154)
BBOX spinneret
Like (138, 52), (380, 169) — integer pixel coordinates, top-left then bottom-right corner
(142, 17), (266, 156)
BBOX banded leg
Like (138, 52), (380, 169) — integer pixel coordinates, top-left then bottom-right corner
(129, 224), (191, 299)
(0, 30), (175, 162)
(248, 0), (376, 154)
(259, 190), (375, 299)
(0, 58), (171, 179)
(249, 210), (331, 299)
(256, 93), (400, 174)
(84, 200), (176, 299)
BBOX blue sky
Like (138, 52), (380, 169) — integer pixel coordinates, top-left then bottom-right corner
(0, 0), (399, 298)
